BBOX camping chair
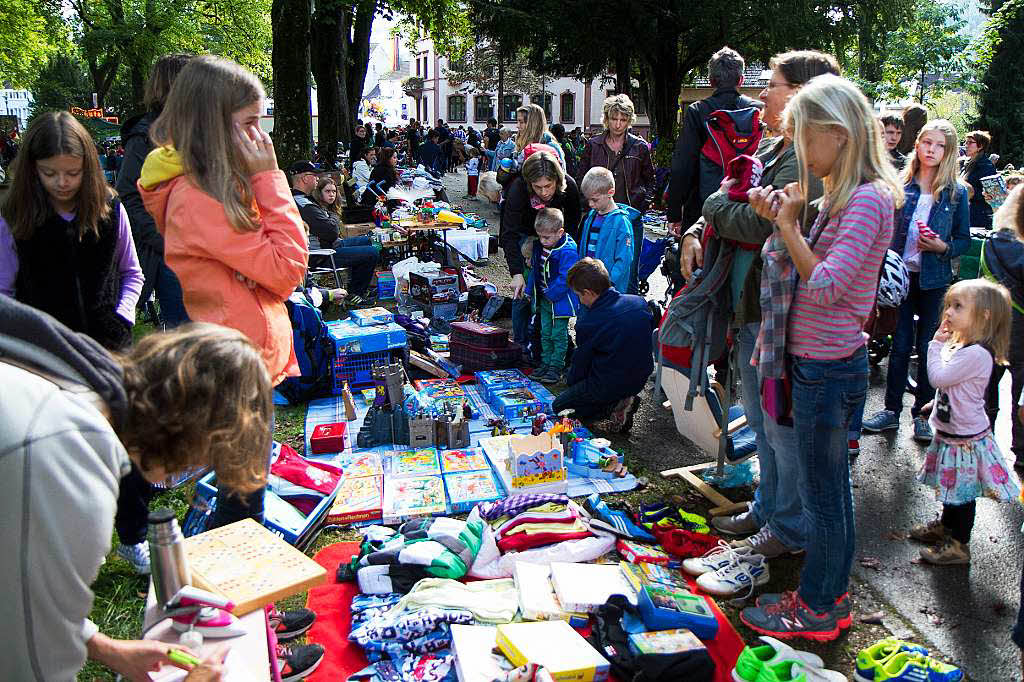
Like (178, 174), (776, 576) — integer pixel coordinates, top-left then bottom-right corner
(308, 248), (350, 290)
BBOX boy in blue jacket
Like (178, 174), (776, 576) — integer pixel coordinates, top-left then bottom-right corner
(579, 167), (638, 294)
(526, 208), (579, 383)
(553, 258), (653, 432)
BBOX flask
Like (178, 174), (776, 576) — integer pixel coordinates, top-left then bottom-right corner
(148, 507), (191, 605)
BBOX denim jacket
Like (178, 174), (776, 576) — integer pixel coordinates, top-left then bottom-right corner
(890, 179), (970, 290)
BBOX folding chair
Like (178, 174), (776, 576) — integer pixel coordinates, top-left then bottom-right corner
(308, 249), (347, 289)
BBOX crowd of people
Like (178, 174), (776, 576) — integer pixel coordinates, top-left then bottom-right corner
(2, 36), (1024, 680)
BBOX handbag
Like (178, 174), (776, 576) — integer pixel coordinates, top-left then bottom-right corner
(761, 370), (793, 426)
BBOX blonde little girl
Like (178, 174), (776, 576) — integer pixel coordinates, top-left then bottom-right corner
(912, 278), (1022, 564)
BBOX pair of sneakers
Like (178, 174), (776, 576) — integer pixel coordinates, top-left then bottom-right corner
(269, 606), (324, 681)
(682, 543), (769, 597)
(862, 409), (933, 443)
(855, 637), (962, 681)
(532, 364), (563, 384)
(733, 636), (846, 681)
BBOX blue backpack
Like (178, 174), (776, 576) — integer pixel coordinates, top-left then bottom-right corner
(277, 289), (336, 404)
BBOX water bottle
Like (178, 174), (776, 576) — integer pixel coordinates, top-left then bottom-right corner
(148, 508), (191, 606)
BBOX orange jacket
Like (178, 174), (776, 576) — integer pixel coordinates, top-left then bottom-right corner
(138, 148), (308, 384)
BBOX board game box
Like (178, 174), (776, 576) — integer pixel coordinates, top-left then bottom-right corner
(627, 629), (706, 656)
(349, 306), (394, 327)
(474, 369), (528, 400)
(382, 474), (447, 523)
(440, 447), (491, 473)
(385, 448), (441, 477)
(327, 475), (383, 524)
(444, 469), (503, 513)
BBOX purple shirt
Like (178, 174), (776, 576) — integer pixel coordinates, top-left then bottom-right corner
(0, 203), (143, 324)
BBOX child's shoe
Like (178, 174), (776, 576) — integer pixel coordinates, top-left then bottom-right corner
(876, 652), (963, 682)
(912, 416), (933, 443)
(919, 538), (970, 565)
(268, 605), (317, 641)
(732, 635), (825, 682)
(276, 643), (325, 682)
(652, 524), (721, 558)
(854, 637), (928, 681)
(908, 519), (948, 544)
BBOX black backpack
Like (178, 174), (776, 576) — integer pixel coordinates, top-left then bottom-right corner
(276, 289), (336, 404)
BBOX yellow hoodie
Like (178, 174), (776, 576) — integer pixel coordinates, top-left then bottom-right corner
(138, 147), (308, 384)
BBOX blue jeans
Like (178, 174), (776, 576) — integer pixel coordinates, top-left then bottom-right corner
(155, 262), (189, 328)
(737, 323), (804, 549)
(791, 347), (867, 613)
(484, 149), (496, 171)
(884, 272), (945, 416)
(331, 236), (378, 297)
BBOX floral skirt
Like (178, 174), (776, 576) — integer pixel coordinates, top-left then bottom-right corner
(917, 431), (1022, 505)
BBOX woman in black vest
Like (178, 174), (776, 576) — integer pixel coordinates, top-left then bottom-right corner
(0, 111), (143, 351)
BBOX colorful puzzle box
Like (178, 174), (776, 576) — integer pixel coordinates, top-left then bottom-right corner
(440, 447), (491, 473)
(385, 448), (441, 477)
(382, 474), (447, 523)
(444, 469), (503, 513)
(327, 475), (383, 524)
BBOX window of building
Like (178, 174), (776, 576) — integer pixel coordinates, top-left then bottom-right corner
(530, 92), (552, 121)
(423, 57), (428, 79)
(422, 96), (428, 121)
(501, 94), (522, 122)
(559, 93), (575, 124)
(448, 95), (467, 122)
(605, 89), (647, 117)
(474, 95), (493, 122)
(416, 58), (420, 76)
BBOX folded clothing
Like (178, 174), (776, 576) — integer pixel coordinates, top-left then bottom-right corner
(354, 517), (485, 583)
(491, 503), (579, 536)
(478, 493), (570, 521)
(347, 654), (454, 682)
(350, 604), (473, 661)
(270, 443), (343, 495)
(496, 529), (594, 552)
(357, 563), (433, 595)
(497, 519), (590, 539)
(390, 577), (519, 624)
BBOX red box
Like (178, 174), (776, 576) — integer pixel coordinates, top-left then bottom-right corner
(309, 422), (350, 454)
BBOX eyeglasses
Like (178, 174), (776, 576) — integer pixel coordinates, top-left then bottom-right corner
(764, 80), (795, 91)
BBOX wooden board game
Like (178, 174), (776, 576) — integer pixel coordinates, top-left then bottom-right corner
(184, 519), (327, 616)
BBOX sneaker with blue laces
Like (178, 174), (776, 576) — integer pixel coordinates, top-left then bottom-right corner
(694, 549), (768, 597)
(862, 410), (899, 433)
(116, 541), (151, 575)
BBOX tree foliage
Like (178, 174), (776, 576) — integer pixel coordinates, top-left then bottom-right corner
(28, 56), (93, 120)
(0, 0), (67, 88)
(975, 0), (1024, 165)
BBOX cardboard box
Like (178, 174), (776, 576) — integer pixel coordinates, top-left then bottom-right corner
(410, 271), (460, 304)
(341, 222), (375, 238)
(326, 319), (407, 354)
(309, 422), (350, 454)
(496, 620), (610, 682)
(349, 306), (394, 327)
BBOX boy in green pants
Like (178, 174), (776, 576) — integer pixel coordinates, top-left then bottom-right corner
(526, 208), (580, 383)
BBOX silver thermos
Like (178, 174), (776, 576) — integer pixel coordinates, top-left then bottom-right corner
(148, 508), (191, 605)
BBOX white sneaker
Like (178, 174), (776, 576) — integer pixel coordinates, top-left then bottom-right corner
(682, 542), (759, 576)
(116, 542), (151, 575)
(695, 550), (768, 597)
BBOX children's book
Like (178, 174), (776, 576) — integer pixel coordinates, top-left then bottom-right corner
(513, 561), (588, 626)
(327, 475), (383, 524)
(638, 562), (690, 590)
(385, 448), (441, 478)
(981, 173), (1009, 211)
(627, 629), (706, 656)
(496, 620), (610, 682)
(440, 447), (490, 473)
(549, 562), (637, 613)
(444, 470), (502, 513)
(382, 474), (447, 523)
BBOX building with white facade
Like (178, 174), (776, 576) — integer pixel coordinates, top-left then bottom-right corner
(362, 35), (414, 126)
(408, 38), (651, 137)
(1, 88), (34, 130)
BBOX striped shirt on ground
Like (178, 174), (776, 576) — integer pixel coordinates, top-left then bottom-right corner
(787, 183), (895, 359)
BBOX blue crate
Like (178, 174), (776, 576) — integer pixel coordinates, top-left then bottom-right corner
(193, 469), (337, 548)
(333, 350), (393, 394)
(326, 319), (407, 355)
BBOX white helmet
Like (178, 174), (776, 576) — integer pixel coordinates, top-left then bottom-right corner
(877, 249), (909, 308)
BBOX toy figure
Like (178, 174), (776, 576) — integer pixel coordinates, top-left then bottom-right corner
(531, 413), (548, 436)
(488, 416), (515, 437)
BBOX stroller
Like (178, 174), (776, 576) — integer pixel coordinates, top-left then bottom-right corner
(636, 236), (670, 296)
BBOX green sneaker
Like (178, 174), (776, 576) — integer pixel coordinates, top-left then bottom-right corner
(876, 652), (963, 682)
(753, 660), (847, 682)
(855, 638), (928, 681)
(732, 636), (823, 681)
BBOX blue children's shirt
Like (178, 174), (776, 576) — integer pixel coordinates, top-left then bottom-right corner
(586, 213), (607, 258)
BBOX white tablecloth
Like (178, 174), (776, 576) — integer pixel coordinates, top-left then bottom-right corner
(445, 229), (490, 260)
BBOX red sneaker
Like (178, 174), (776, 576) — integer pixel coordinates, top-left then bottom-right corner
(653, 524), (721, 558)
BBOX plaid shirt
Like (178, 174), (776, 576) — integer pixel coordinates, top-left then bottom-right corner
(477, 493), (569, 521)
(753, 212), (827, 379)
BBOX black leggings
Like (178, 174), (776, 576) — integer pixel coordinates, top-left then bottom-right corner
(941, 501), (976, 544)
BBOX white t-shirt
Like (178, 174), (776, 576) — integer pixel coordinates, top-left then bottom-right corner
(467, 157), (479, 176)
(903, 193), (935, 272)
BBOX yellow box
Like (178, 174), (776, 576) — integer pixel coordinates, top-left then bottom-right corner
(495, 620), (609, 682)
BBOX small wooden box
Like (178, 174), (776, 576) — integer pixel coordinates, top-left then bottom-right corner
(342, 222), (375, 238)
(184, 519), (327, 616)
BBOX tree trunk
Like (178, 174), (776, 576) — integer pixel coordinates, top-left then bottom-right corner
(614, 52), (632, 97)
(643, 43), (683, 142)
(497, 51), (505, 124)
(87, 54), (120, 109)
(272, 0), (312, 169)
(344, 0), (376, 141)
(130, 61), (147, 114)
(312, 0), (345, 169)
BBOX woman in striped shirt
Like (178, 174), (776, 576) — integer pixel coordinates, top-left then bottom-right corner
(740, 74), (904, 641)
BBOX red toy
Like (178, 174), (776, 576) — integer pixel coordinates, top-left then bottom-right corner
(310, 422), (349, 455)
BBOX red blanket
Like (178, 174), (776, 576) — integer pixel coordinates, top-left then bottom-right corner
(305, 542), (746, 681)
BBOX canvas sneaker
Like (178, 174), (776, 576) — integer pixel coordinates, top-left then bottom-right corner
(276, 643), (325, 682)
(862, 410), (899, 433)
(695, 550), (769, 597)
(740, 591), (841, 642)
(919, 538), (970, 565)
(730, 526), (802, 559)
(758, 592), (853, 630)
(712, 505), (761, 536)
(116, 542), (151, 575)
(683, 542), (759, 576)
(732, 636), (825, 682)
(875, 652), (963, 682)
(268, 606), (317, 641)
(854, 637), (929, 682)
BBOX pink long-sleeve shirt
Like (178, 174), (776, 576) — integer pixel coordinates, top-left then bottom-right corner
(927, 340), (993, 436)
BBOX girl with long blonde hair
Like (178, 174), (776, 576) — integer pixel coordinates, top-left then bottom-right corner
(741, 74), (900, 641)
(863, 119), (971, 441)
(138, 55), (307, 529)
(514, 103), (565, 168)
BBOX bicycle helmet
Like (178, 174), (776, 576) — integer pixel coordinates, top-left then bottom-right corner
(877, 249), (909, 308)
